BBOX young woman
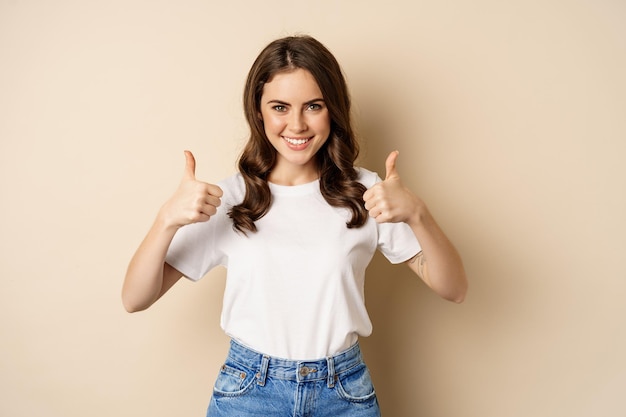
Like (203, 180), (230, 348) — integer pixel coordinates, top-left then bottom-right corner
(123, 35), (467, 417)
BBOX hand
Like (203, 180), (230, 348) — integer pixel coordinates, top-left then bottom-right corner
(158, 151), (223, 228)
(363, 151), (420, 224)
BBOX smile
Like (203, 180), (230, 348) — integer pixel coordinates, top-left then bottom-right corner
(283, 136), (312, 146)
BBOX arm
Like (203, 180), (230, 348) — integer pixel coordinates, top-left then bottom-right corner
(363, 151), (468, 303)
(121, 151), (223, 312)
(403, 205), (467, 303)
(122, 219), (183, 313)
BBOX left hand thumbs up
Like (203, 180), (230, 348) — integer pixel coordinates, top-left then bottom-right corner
(364, 150), (418, 224)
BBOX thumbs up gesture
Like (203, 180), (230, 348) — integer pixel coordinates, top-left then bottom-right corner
(363, 151), (420, 224)
(159, 150), (223, 228)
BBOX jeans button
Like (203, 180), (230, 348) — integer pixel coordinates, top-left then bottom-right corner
(299, 366), (310, 377)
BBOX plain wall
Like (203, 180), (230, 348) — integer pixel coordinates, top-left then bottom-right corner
(1, 1), (625, 416)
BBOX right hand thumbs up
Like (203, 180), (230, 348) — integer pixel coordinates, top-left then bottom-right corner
(159, 151), (223, 228)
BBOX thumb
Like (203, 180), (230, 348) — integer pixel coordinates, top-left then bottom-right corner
(384, 150), (400, 181)
(183, 150), (196, 180)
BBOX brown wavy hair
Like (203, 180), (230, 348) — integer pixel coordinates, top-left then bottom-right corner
(229, 35), (368, 233)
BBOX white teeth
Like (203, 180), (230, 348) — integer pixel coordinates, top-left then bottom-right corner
(284, 137), (310, 145)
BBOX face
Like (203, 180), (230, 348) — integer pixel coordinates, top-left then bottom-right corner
(259, 68), (331, 183)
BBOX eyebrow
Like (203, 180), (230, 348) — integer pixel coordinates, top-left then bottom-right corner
(266, 98), (325, 105)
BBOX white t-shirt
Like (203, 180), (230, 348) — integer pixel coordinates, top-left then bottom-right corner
(165, 167), (421, 360)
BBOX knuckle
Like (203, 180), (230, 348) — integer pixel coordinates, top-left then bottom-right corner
(192, 200), (203, 211)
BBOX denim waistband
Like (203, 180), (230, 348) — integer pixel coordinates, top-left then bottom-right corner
(226, 339), (364, 387)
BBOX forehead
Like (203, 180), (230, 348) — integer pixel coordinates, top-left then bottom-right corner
(262, 68), (323, 101)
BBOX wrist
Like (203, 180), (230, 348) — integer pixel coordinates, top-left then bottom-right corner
(154, 207), (183, 234)
(406, 199), (432, 230)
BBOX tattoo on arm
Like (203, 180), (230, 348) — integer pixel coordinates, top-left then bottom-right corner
(408, 251), (426, 279)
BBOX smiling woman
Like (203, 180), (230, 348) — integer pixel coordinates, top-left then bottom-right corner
(231, 35), (369, 235)
(122, 35), (467, 417)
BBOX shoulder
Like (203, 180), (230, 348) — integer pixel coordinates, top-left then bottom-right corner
(355, 167), (382, 188)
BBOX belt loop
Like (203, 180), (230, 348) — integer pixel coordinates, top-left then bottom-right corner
(326, 356), (336, 388)
(257, 355), (270, 386)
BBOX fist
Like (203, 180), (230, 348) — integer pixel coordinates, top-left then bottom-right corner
(363, 151), (418, 224)
(160, 151), (223, 228)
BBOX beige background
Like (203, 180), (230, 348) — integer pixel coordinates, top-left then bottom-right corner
(1, 0), (625, 416)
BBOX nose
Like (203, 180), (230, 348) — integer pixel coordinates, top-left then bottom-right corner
(288, 110), (307, 133)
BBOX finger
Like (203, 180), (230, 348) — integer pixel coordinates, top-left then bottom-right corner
(368, 206), (383, 220)
(384, 150), (400, 181)
(183, 150), (196, 180)
(191, 212), (211, 223)
(206, 184), (223, 198)
(363, 188), (373, 202)
(363, 182), (381, 202)
(205, 194), (222, 208)
(199, 203), (218, 217)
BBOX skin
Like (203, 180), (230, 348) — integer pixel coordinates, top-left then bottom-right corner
(121, 69), (467, 312)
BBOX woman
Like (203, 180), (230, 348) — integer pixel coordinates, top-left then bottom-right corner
(122, 35), (467, 417)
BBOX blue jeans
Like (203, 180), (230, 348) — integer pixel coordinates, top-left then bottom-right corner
(207, 339), (381, 417)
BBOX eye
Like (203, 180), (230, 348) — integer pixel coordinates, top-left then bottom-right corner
(272, 105), (287, 112)
(307, 103), (323, 111)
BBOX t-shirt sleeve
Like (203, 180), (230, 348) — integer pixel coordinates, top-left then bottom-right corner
(165, 218), (221, 281)
(377, 221), (422, 264)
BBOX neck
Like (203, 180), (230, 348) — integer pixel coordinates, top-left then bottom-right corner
(268, 165), (320, 186)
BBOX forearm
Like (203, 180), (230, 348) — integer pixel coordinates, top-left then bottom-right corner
(122, 217), (180, 312)
(406, 204), (467, 303)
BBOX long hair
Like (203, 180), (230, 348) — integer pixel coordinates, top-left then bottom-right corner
(229, 35), (368, 233)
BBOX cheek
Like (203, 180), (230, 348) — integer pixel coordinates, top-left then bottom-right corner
(314, 114), (331, 135)
(261, 114), (283, 134)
